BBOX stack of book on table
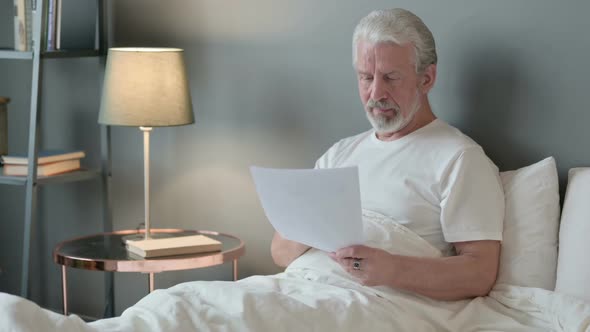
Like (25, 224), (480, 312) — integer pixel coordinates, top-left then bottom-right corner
(0, 150), (85, 176)
(126, 234), (222, 258)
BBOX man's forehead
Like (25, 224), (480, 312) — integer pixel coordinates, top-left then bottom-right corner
(357, 39), (414, 53)
(355, 40), (416, 70)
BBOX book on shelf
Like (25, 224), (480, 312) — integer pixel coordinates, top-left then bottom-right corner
(126, 235), (223, 258)
(0, 150), (85, 165)
(56, 0), (98, 50)
(44, 0), (58, 51)
(11, 0), (100, 53)
(13, 0), (32, 51)
(2, 158), (80, 176)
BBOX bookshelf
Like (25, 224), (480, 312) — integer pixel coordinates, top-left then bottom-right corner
(0, 50), (33, 59)
(0, 49), (103, 59)
(41, 49), (103, 58)
(0, 0), (113, 315)
(0, 169), (102, 185)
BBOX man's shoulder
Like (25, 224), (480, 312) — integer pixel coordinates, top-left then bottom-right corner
(424, 120), (500, 173)
(408, 119), (490, 169)
(315, 129), (373, 168)
(424, 119), (481, 151)
(331, 129), (374, 150)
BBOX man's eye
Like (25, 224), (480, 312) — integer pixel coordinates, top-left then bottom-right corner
(361, 76), (373, 81)
(386, 76), (399, 81)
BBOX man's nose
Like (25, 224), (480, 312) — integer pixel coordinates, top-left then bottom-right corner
(370, 79), (388, 102)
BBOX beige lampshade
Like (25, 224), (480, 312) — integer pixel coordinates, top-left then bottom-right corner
(98, 47), (195, 127)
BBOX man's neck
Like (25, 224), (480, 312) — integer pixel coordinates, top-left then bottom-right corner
(376, 102), (437, 142)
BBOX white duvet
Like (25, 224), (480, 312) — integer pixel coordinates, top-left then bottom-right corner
(1, 211), (589, 332)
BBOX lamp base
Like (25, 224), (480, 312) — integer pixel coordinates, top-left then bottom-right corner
(121, 232), (177, 244)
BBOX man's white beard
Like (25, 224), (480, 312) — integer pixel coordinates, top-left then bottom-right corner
(366, 93), (422, 134)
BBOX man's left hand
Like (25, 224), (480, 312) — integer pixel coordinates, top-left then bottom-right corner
(329, 245), (394, 287)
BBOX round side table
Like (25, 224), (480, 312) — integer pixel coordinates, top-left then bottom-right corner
(53, 229), (245, 316)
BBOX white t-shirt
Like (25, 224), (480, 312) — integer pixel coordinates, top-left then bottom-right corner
(315, 119), (504, 255)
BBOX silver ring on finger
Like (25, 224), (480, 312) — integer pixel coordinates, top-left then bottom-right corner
(352, 258), (362, 271)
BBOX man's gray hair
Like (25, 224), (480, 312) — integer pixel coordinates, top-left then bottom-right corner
(352, 8), (437, 73)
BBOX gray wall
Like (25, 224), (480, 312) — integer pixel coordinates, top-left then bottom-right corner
(1, 0), (589, 318)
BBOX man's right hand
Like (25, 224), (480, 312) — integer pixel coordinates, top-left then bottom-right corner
(270, 232), (311, 268)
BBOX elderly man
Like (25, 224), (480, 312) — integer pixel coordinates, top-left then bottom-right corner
(271, 8), (504, 301)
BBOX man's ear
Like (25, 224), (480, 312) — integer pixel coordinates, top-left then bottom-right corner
(420, 64), (437, 94)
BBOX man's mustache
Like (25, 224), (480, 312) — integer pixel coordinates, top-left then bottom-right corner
(366, 99), (399, 111)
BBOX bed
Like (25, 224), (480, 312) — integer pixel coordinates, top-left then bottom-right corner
(1, 157), (589, 331)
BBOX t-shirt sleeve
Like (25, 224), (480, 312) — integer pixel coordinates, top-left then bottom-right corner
(314, 151), (329, 169)
(314, 141), (340, 169)
(439, 147), (505, 243)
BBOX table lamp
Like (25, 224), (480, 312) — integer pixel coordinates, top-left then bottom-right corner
(98, 47), (194, 242)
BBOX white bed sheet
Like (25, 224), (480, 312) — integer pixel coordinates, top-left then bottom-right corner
(1, 211), (589, 332)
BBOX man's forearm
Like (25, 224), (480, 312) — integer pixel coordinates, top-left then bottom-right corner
(386, 253), (497, 301)
(271, 232), (311, 268)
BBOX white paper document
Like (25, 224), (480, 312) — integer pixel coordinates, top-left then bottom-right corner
(250, 166), (364, 252)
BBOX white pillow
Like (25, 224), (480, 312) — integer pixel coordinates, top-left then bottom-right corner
(555, 168), (590, 302)
(495, 157), (560, 290)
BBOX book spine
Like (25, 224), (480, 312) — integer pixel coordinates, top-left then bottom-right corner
(55, 0), (61, 50)
(1, 151), (85, 165)
(25, 0), (32, 51)
(40, 0), (46, 50)
(3, 159), (80, 177)
(14, 0), (26, 51)
(46, 0), (55, 50)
